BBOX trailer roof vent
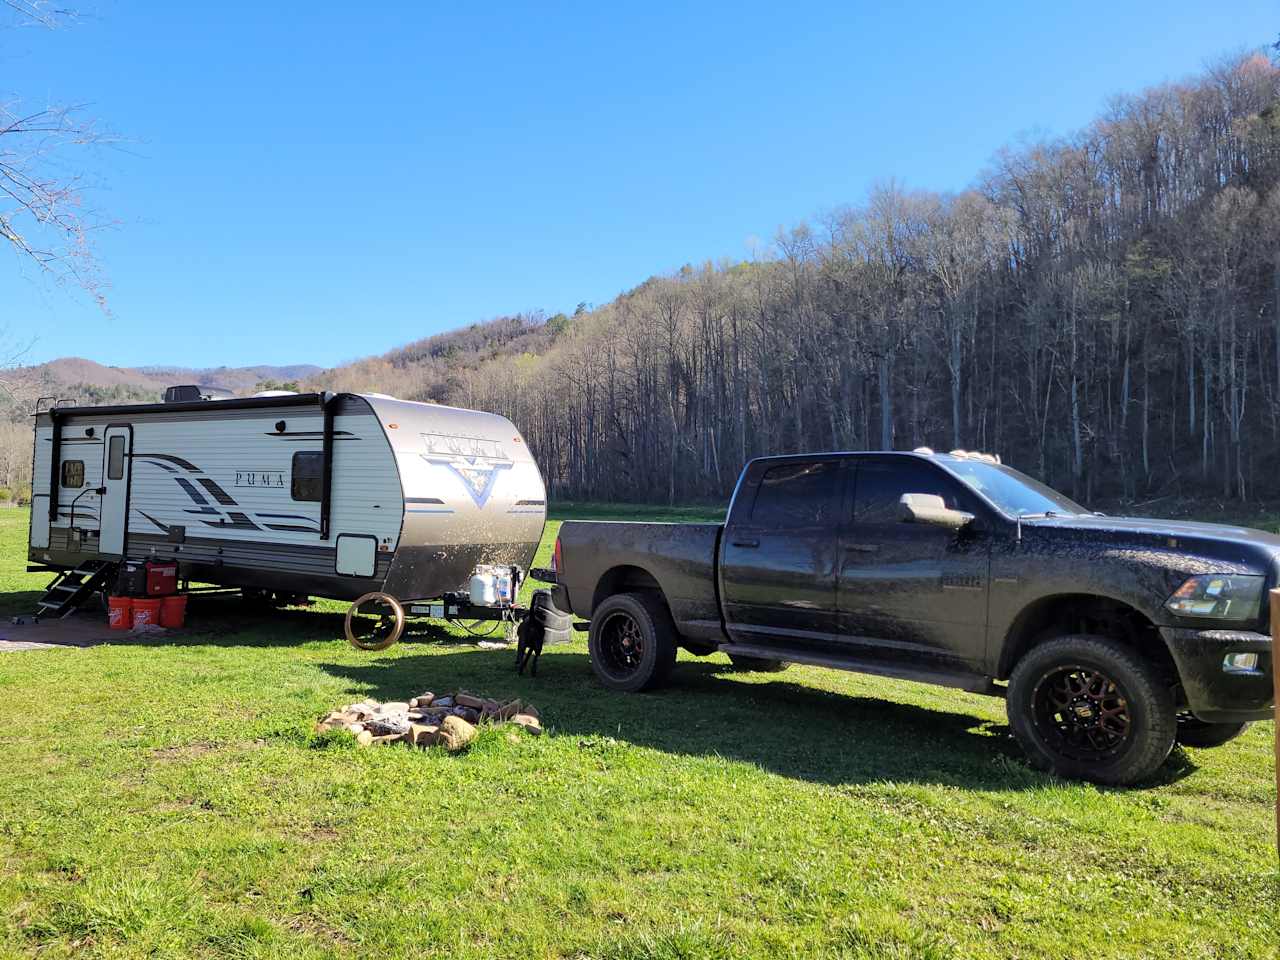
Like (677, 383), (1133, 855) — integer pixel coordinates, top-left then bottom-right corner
(164, 384), (235, 403)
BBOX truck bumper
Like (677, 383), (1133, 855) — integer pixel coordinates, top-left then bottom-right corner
(1159, 627), (1274, 723)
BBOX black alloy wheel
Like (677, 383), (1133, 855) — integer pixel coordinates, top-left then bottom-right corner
(587, 592), (677, 692)
(1030, 665), (1132, 762)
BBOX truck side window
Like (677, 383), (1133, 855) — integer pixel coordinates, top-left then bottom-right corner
(291, 451), (324, 501)
(854, 460), (974, 524)
(60, 460), (84, 488)
(749, 460), (840, 527)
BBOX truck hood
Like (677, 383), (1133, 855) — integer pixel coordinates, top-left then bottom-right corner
(1026, 514), (1280, 549)
(1023, 514), (1280, 578)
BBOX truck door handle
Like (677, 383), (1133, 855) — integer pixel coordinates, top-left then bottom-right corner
(845, 543), (879, 553)
(731, 538), (760, 548)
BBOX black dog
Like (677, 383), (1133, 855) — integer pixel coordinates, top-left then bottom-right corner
(515, 592), (553, 676)
(515, 615), (545, 676)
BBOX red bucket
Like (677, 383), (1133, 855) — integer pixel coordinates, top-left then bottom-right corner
(107, 596), (132, 630)
(159, 594), (188, 628)
(131, 597), (163, 629)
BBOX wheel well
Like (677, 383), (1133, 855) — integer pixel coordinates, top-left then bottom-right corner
(591, 565), (664, 613)
(999, 594), (1176, 682)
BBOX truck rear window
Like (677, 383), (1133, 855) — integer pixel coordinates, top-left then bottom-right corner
(750, 461), (840, 527)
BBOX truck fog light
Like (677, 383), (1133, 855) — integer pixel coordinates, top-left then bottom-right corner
(1222, 652), (1260, 675)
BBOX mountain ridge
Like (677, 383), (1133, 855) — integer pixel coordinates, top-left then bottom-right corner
(11, 357), (324, 399)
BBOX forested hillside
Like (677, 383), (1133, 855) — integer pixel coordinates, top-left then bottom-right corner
(317, 52), (1280, 505)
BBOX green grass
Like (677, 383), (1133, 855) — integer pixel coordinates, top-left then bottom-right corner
(0, 506), (1276, 959)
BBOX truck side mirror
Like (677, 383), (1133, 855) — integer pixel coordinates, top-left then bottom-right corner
(899, 493), (974, 530)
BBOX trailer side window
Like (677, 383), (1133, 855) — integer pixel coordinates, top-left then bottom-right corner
(291, 451), (323, 501)
(107, 436), (126, 480)
(60, 460), (85, 488)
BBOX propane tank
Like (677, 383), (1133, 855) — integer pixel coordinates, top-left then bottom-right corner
(469, 572), (498, 606)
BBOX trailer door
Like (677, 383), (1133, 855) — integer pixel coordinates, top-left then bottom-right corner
(100, 426), (132, 556)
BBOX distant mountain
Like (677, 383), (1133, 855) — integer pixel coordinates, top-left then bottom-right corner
(4, 357), (323, 410)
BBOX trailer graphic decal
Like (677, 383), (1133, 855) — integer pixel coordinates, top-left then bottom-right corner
(420, 433), (514, 509)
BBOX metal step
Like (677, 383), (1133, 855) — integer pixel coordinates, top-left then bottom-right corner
(33, 560), (118, 619)
(717, 642), (1004, 697)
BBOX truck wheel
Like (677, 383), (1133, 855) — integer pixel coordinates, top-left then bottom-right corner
(1007, 634), (1176, 786)
(1175, 715), (1250, 749)
(587, 592), (677, 692)
(727, 654), (790, 673)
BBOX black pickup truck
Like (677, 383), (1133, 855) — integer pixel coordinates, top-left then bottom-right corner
(547, 450), (1276, 784)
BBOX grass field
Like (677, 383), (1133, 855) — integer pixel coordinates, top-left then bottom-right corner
(0, 506), (1276, 959)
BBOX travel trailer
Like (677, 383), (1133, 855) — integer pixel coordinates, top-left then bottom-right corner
(28, 389), (548, 642)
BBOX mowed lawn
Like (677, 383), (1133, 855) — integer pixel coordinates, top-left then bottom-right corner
(0, 507), (1276, 960)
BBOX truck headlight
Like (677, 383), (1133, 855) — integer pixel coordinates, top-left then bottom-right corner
(1165, 574), (1264, 620)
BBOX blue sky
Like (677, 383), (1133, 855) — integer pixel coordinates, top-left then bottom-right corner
(4, 1), (1277, 370)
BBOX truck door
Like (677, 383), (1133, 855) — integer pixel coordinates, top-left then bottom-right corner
(838, 457), (990, 670)
(99, 426), (132, 557)
(719, 458), (845, 648)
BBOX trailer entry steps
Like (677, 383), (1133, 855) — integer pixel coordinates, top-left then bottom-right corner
(36, 559), (119, 619)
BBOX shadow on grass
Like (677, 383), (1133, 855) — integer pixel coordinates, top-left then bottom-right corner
(34, 595), (514, 649)
(312, 648), (1198, 791)
(0, 590), (51, 619)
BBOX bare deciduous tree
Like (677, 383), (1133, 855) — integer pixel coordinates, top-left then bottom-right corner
(1, 0), (111, 304)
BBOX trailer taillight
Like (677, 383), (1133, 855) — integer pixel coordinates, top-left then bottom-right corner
(552, 536), (563, 575)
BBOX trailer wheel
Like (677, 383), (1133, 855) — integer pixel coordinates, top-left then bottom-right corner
(587, 592), (677, 692)
(345, 592), (406, 651)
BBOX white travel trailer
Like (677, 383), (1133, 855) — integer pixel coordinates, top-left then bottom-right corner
(28, 390), (548, 635)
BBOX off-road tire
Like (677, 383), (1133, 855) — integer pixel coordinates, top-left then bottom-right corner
(1175, 716), (1250, 749)
(587, 591), (678, 693)
(1007, 634), (1176, 786)
(727, 654), (790, 673)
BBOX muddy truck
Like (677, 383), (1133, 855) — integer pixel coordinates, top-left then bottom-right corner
(543, 450), (1276, 784)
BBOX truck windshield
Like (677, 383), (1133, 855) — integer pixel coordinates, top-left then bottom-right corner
(938, 460), (1086, 518)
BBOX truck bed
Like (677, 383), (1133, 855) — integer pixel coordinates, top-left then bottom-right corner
(554, 520), (726, 647)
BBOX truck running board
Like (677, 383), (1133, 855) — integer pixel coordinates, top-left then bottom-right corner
(717, 642), (1004, 698)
